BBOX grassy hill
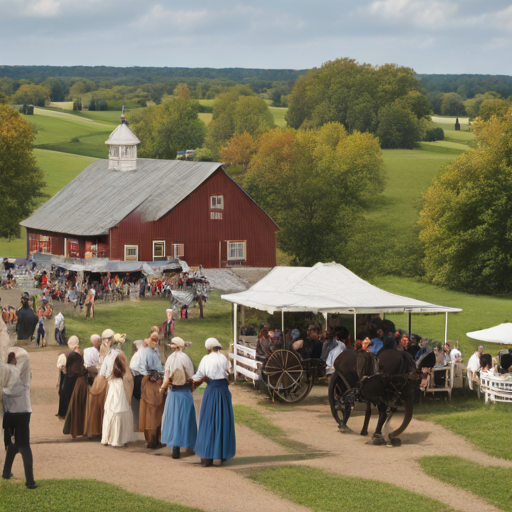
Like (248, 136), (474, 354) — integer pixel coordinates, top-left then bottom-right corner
(23, 107), (112, 158)
(0, 149), (97, 258)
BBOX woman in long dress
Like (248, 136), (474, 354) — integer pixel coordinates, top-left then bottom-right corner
(102, 355), (134, 447)
(160, 337), (196, 459)
(192, 338), (236, 467)
(57, 337), (84, 419)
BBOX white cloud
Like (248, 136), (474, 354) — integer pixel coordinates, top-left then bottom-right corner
(23, 0), (61, 17)
(363, 0), (459, 29)
(492, 5), (512, 32)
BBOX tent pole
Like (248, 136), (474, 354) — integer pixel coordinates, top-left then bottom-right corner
(233, 303), (238, 381)
(281, 310), (284, 333)
(353, 311), (357, 345)
(408, 311), (412, 339)
(444, 312), (448, 344)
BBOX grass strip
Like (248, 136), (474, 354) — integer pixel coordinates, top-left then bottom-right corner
(419, 456), (512, 512)
(414, 393), (512, 461)
(250, 465), (452, 512)
(0, 479), (201, 512)
(234, 404), (285, 439)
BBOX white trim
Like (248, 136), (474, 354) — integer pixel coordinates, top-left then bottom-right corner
(152, 240), (165, 260)
(227, 240), (246, 260)
(124, 244), (138, 261)
(173, 243), (184, 259)
(210, 195), (224, 210)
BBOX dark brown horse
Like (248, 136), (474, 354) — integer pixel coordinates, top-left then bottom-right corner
(328, 346), (418, 446)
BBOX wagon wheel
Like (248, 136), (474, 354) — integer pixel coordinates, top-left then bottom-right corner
(262, 349), (313, 403)
(328, 373), (348, 425)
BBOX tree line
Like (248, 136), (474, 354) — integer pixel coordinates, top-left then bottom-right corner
(0, 74), (295, 111)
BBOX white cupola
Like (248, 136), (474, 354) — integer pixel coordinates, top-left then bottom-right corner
(105, 113), (140, 171)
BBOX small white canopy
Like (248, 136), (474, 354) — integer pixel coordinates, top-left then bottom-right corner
(221, 262), (462, 315)
(466, 323), (512, 344)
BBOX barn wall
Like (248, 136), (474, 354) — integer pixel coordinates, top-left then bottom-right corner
(110, 169), (278, 268)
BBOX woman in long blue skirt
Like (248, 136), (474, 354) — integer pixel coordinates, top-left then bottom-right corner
(161, 385), (197, 454)
(160, 337), (197, 459)
(193, 338), (236, 467)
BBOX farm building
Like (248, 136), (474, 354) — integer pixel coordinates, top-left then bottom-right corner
(21, 117), (278, 268)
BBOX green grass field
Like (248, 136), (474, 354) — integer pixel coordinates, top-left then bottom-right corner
(415, 395), (512, 461)
(62, 290), (231, 368)
(25, 108), (112, 146)
(251, 466), (451, 512)
(420, 456), (512, 511)
(268, 106), (287, 127)
(0, 479), (200, 512)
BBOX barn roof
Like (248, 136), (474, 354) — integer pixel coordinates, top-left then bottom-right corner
(21, 159), (223, 236)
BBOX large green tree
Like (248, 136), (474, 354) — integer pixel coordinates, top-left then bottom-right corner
(377, 104), (420, 149)
(440, 93), (466, 116)
(41, 77), (67, 102)
(242, 123), (386, 265)
(131, 98), (206, 159)
(419, 107), (512, 293)
(285, 58), (426, 138)
(205, 86), (275, 155)
(0, 105), (46, 238)
(11, 84), (50, 107)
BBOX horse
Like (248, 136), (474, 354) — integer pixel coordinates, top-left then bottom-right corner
(328, 345), (418, 446)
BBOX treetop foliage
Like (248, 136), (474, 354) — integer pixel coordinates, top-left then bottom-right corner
(285, 58), (424, 131)
(206, 86), (275, 154)
(224, 122), (386, 265)
(419, 107), (512, 293)
(0, 105), (46, 238)
(130, 98), (206, 160)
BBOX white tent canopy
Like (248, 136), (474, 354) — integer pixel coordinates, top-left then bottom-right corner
(221, 262), (462, 315)
(466, 323), (512, 344)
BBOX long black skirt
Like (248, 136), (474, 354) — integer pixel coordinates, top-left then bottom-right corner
(57, 375), (77, 419)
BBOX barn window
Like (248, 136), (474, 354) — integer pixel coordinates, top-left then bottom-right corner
(153, 241), (165, 261)
(124, 245), (138, 261)
(173, 243), (185, 259)
(110, 146), (119, 157)
(39, 235), (51, 254)
(210, 211), (223, 220)
(210, 195), (224, 210)
(227, 241), (246, 260)
(29, 234), (38, 254)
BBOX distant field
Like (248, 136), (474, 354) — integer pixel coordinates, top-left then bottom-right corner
(49, 101), (74, 109)
(356, 142), (464, 276)
(0, 149), (97, 258)
(268, 106), (287, 127)
(198, 112), (212, 125)
(432, 115), (470, 131)
(198, 99), (287, 127)
(198, 99), (215, 107)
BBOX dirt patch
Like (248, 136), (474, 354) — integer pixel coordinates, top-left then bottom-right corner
(4, 348), (509, 512)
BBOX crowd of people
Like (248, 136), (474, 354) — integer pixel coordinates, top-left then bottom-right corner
(54, 328), (235, 467)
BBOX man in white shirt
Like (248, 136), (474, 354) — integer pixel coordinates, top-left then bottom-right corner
(2, 348), (37, 489)
(54, 312), (65, 345)
(83, 334), (101, 384)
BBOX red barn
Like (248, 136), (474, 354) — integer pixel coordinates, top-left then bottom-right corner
(21, 120), (278, 268)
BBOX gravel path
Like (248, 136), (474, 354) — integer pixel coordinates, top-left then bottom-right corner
(3, 346), (508, 512)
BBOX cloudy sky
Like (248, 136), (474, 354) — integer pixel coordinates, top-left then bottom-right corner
(1, 0), (512, 74)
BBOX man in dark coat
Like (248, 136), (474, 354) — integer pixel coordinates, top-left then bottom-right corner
(15, 293), (38, 342)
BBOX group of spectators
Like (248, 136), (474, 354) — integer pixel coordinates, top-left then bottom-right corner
(253, 319), (470, 375)
(54, 327), (235, 470)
